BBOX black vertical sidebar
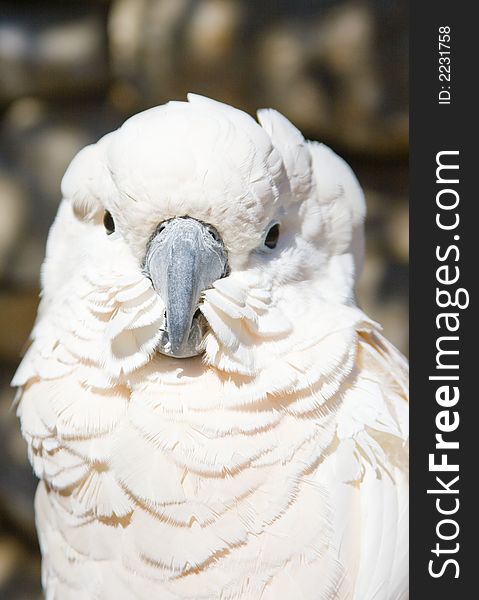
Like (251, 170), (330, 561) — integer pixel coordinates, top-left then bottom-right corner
(410, 2), (476, 598)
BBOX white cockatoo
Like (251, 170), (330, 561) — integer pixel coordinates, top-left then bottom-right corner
(13, 95), (408, 600)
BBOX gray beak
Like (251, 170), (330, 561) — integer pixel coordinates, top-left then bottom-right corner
(144, 217), (228, 358)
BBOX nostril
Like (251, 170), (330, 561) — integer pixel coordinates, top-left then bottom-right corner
(207, 228), (219, 241)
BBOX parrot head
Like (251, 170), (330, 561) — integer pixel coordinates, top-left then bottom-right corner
(59, 94), (365, 369)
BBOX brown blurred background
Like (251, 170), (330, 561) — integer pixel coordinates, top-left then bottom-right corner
(0, 0), (408, 597)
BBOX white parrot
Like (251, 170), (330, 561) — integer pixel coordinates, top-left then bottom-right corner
(13, 94), (408, 600)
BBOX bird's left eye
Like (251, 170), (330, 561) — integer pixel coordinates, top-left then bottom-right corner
(103, 211), (115, 235)
(264, 224), (280, 249)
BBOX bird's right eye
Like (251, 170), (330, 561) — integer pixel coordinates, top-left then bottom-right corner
(264, 223), (280, 249)
(103, 211), (115, 235)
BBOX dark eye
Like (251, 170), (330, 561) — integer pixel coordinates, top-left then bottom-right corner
(103, 211), (115, 235)
(264, 224), (280, 249)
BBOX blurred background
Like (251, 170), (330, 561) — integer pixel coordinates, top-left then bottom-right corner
(0, 0), (408, 596)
